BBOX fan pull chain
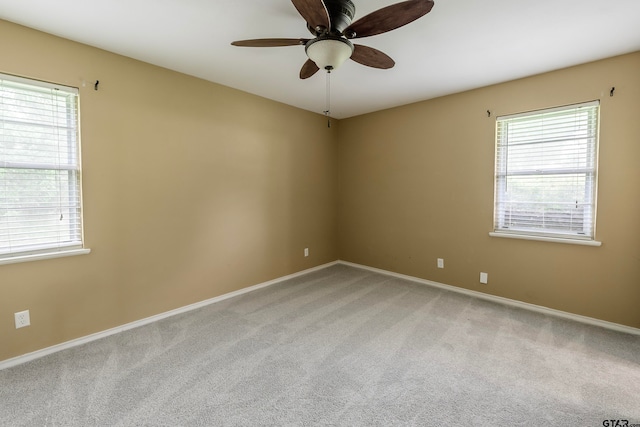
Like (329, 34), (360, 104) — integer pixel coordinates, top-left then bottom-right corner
(324, 69), (331, 128)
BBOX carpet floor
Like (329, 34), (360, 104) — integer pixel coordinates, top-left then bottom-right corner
(1, 264), (639, 426)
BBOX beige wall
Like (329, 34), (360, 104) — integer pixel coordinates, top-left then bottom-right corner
(0, 20), (338, 362)
(2, 18), (639, 364)
(338, 52), (640, 328)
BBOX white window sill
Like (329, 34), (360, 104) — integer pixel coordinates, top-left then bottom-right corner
(489, 232), (602, 247)
(0, 248), (91, 266)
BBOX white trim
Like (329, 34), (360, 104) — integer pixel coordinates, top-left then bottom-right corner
(0, 248), (91, 266)
(338, 260), (639, 336)
(0, 261), (338, 370)
(3, 258), (636, 370)
(489, 232), (602, 246)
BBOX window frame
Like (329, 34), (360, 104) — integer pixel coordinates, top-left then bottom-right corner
(0, 73), (89, 264)
(491, 101), (601, 246)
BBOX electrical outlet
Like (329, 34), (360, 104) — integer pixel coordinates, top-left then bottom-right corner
(304, 248), (309, 257)
(15, 310), (30, 329)
(437, 258), (444, 269)
(480, 272), (488, 284)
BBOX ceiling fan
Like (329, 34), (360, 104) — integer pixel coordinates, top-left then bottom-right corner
(231, 0), (435, 79)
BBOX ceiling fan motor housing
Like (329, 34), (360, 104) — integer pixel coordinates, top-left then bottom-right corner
(307, 0), (356, 35)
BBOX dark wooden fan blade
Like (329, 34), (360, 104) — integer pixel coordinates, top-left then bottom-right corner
(300, 59), (320, 79)
(231, 38), (309, 47)
(291, 0), (330, 31)
(344, 0), (434, 39)
(351, 44), (395, 69)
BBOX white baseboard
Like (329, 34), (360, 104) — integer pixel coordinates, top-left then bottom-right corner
(0, 261), (339, 371)
(338, 260), (640, 336)
(3, 259), (637, 371)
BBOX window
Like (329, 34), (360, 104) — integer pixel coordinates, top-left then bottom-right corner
(1, 73), (85, 261)
(493, 101), (599, 243)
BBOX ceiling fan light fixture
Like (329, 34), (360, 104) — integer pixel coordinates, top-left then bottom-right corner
(305, 37), (354, 71)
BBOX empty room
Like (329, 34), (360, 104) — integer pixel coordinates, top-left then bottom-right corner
(1, 0), (639, 425)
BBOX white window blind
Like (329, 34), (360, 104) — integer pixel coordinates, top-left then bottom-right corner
(494, 101), (599, 241)
(0, 73), (84, 259)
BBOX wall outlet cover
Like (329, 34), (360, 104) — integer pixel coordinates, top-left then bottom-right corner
(15, 310), (31, 329)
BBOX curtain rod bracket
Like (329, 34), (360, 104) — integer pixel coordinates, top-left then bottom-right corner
(487, 110), (491, 117)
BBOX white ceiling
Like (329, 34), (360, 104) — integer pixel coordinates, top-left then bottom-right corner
(1, 0), (639, 119)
